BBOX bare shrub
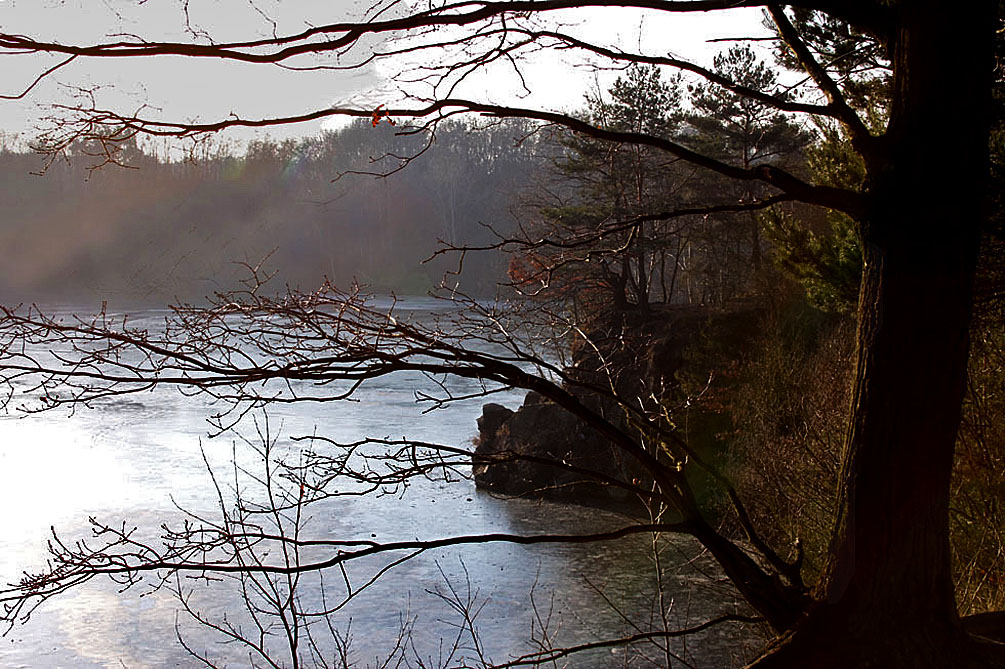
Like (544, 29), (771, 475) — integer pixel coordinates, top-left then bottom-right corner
(953, 323), (1005, 615)
(717, 302), (850, 579)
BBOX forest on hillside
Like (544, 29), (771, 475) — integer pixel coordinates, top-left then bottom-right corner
(0, 121), (539, 303)
(0, 48), (837, 311)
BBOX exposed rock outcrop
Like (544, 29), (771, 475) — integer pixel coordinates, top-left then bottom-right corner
(473, 391), (642, 503)
(472, 301), (765, 504)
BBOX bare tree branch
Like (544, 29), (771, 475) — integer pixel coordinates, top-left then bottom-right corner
(767, 5), (877, 156)
(38, 98), (860, 214)
(490, 613), (764, 667)
(0, 1), (890, 64)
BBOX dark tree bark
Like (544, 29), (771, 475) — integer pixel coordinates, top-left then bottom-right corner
(752, 2), (1002, 666)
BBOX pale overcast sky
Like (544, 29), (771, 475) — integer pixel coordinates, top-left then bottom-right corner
(0, 1), (770, 146)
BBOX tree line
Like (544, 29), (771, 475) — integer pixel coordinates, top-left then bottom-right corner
(2, 43), (831, 314)
(0, 120), (538, 303)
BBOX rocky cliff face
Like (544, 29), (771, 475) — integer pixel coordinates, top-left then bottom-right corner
(472, 302), (764, 505)
(473, 391), (643, 503)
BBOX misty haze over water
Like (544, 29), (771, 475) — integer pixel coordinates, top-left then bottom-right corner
(0, 120), (538, 306)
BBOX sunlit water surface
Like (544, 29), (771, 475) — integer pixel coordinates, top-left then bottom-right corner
(1, 302), (763, 668)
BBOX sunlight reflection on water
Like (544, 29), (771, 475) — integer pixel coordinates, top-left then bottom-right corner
(0, 305), (763, 668)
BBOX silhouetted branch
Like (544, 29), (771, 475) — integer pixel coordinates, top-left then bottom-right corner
(0, 1), (886, 65)
(428, 194), (797, 258)
(0, 281), (807, 635)
(491, 613), (764, 667)
(37, 98), (859, 213)
(0, 55), (77, 101)
(767, 6), (876, 154)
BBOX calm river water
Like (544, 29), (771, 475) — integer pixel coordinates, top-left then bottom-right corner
(0, 301), (763, 668)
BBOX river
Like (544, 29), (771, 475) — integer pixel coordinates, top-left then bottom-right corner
(0, 300), (763, 668)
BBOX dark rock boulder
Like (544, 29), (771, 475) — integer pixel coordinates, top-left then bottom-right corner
(472, 301), (766, 505)
(476, 402), (513, 443)
(473, 391), (642, 503)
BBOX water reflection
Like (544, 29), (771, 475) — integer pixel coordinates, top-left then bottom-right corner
(0, 306), (763, 668)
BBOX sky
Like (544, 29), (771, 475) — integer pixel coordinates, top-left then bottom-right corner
(0, 1), (771, 148)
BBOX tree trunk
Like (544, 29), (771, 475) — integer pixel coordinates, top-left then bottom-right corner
(751, 3), (1000, 666)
